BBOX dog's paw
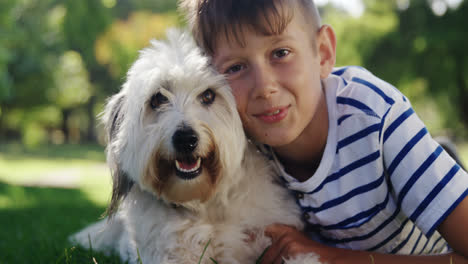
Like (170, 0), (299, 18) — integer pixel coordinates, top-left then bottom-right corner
(284, 252), (324, 264)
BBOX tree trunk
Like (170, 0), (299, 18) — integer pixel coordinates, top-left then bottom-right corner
(61, 108), (72, 143)
(86, 95), (96, 143)
(0, 105), (5, 142)
(455, 57), (468, 127)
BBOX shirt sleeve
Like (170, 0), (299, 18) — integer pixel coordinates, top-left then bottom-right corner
(381, 96), (468, 236)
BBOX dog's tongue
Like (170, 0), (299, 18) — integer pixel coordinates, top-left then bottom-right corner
(178, 161), (197, 170)
(175, 158), (201, 172)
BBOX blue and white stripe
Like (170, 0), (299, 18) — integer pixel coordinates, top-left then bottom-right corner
(265, 66), (468, 254)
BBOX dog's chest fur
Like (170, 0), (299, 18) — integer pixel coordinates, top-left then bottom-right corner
(120, 144), (303, 264)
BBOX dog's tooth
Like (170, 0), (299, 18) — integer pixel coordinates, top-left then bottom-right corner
(175, 158), (202, 173)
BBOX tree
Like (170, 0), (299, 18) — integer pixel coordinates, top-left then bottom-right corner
(0, 0), (64, 142)
(62, 0), (114, 142)
(322, 0), (467, 137)
(95, 11), (181, 81)
(366, 0), (467, 135)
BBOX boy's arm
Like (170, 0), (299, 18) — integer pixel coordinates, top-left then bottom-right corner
(438, 195), (468, 258)
(337, 196), (468, 263)
(261, 222), (468, 264)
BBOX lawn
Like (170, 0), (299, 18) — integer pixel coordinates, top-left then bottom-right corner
(0, 142), (467, 264)
(0, 143), (125, 264)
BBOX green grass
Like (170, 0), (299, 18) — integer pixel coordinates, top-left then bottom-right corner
(0, 142), (467, 264)
(0, 143), (125, 264)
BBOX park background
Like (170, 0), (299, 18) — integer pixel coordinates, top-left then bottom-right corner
(0, 0), (467, 263)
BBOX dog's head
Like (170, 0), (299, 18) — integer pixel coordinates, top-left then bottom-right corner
(102, 29), (247, 215)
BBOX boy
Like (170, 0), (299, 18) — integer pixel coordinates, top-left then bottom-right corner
(181, 0), (468, 263)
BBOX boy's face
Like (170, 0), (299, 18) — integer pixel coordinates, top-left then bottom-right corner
(212, 11), (335, 147)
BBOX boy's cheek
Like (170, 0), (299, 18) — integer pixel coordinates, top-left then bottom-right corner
(231, 87), (247, 107)
(237, 115), (256, 137)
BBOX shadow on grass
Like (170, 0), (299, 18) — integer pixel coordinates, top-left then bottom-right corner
(0, 181), (125, 264)
(0, 143), (106, 162)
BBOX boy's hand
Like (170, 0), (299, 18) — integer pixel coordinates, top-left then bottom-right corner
(260, 224), (332, 264)
(260, 219), (468, 264)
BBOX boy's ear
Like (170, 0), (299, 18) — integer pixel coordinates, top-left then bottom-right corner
(317, 25), (337, 79)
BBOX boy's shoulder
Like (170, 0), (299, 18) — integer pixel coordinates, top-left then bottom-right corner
(328, 66), (408, 119)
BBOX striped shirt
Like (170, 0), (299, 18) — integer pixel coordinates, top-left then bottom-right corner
(259, 66), (468, 254)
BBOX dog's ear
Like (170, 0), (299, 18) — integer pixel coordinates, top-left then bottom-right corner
(103, 92), (126, 142)
(106, 168), (134, 218)
(101, 93), (134, 218)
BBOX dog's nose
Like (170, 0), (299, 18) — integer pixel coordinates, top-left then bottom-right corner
(172, 128), (199, 153)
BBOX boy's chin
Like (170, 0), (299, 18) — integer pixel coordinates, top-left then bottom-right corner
(251, 131), (295, 148)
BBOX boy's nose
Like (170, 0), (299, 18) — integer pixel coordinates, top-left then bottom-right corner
(252, 64), (278, 99)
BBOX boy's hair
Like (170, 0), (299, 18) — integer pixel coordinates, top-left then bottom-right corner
(180, 0), (322, 55)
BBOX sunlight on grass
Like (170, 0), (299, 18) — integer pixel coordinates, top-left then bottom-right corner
(0, 158), (112, 208)
(0, 157), (99, 182)
(459, 143), (468, 167)
(0, 144), (113, 208)
(79, 167), (113, 207)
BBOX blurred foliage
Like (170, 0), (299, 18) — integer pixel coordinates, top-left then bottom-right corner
(369, 0), (468, 136)
(52, 51), (92, 108)
(96, 11), (181, 79)
(0, 0), (181, 147)
(0, 0), (466, 147)
(322, 0), (467, 139)
(0, 0), (61, 107)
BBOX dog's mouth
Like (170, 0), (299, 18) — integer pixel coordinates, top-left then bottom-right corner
(174, 156), (202, 180)
(146, 146), (220, 203)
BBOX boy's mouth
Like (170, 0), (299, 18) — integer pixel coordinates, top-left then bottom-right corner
(264, 109), (281, 116)
(255, 106), (289, 123)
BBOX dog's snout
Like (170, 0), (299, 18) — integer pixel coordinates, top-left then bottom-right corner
(172, 128), (199, 153)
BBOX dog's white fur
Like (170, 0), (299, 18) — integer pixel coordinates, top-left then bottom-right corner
(70, 29), (321, 264)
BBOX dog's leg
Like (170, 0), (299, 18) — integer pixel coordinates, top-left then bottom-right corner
(69, 216), (128, 255)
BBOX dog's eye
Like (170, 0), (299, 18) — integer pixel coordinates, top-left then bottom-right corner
(150, 92), (169, 109)
(200, 89), (216, 105)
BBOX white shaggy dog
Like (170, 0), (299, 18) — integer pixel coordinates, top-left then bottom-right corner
(71, 29), (321, 264)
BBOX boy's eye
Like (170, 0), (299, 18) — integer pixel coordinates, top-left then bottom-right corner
(224, 64), (244, 75)
(150, 92), (169, 109)
(273, 49), (290, 59)
(200, 89), (216, 105)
